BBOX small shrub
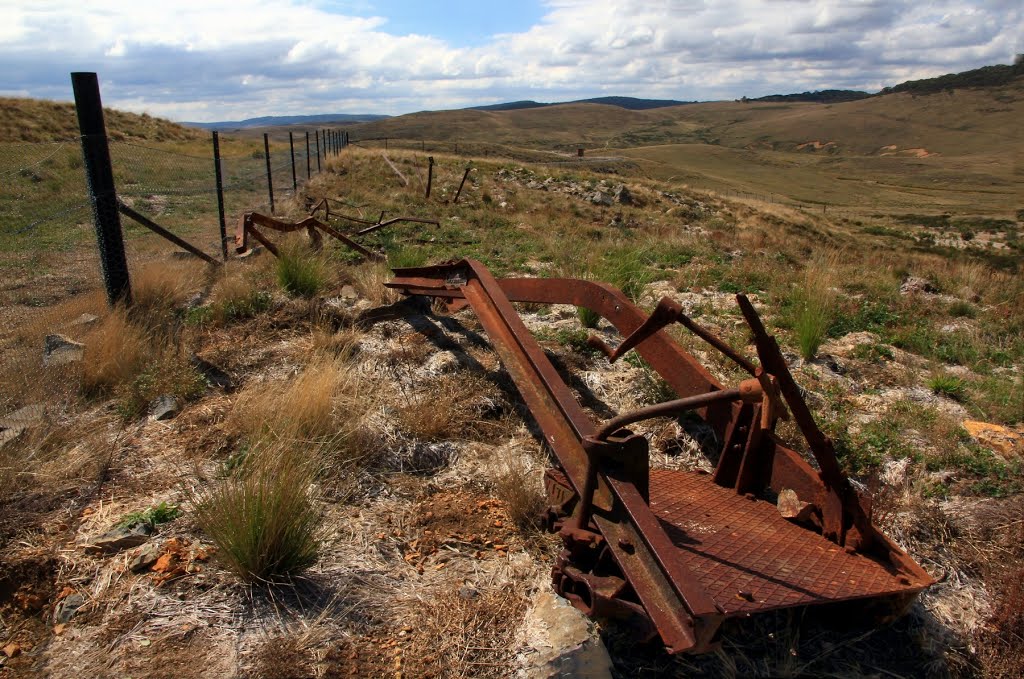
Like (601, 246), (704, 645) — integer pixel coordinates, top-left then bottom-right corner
(948, 300), (977, 318)
(188, 445), (323, 581)
(276, 247), (326, 297)
(928, 373), (967, 401)
(117, 353), (208, 419)
(491, 457), (545, 532)
(852, 343), (894, 362)
(118, 501), (181, 529)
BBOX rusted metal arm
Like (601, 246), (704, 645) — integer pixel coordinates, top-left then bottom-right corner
(235, 212), (382, 261)
(594, 387), (745, 442)
(589, 297), (757, 375)
(355, 216), (441, 236)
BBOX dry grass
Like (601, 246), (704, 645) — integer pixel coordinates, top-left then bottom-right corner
(395, 373), (503, 442)
(0, 290), (106, 410)
(230, 356), (367, 444)
(1, 413), (116, 529)
(129, 260), (205, 326)
(79, 309), (151, 396)
(349, 261), (400, 306)
(489, 455), (546, 532)
(401, 587), (527, 678)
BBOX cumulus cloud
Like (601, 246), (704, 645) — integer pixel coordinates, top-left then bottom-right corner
(0, 0), (1019, 120)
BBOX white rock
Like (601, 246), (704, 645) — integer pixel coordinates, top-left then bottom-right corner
(517, 588), (612, 679)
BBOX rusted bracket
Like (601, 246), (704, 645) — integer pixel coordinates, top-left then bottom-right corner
(235, 212), (382, 261)
(589, 297), (756, 375)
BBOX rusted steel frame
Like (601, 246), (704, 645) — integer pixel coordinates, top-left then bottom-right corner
(386, 273), (732, 435)
(355, 216), (441, 236)
(116, 200), (221, 266)
(234, 212), (382, 261)
(392, 260), (723, 652)
(387, 272), (886, 549)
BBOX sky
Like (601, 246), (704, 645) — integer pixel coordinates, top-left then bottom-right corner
(0, 0), (1020, 122)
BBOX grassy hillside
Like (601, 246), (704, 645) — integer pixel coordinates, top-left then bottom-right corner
(347, 82), (1022, 218)
(0, 97), (205, 143)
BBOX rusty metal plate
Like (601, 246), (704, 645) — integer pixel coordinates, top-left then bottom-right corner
(647, 469), (921, 616)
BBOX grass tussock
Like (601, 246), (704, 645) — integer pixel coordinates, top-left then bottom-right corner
(80, 309), (150, 396)
(276, 243), (328, 298)
(349, 261), (400, 306)
(129, 260), (204, 328)
(791, 251), (840, 361)
(490, 456), (546, 532)
(188, 443), (324, 581)
(230, 356), (365, 444)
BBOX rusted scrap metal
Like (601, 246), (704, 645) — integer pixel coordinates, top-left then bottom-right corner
(306, 198), (440, 237)
(235, 212), (382, 261)
(387, 260), (932, 654)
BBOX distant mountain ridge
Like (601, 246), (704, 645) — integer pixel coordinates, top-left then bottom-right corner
(747, 90), (872, 103)
(470, 96), (694, 112)
(183, 113), (390, 130)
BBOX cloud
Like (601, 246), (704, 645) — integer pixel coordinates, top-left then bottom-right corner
(0, 0), (1019, 120)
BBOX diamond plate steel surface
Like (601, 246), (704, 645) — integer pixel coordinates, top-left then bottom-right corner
(648, 470), (917, 616)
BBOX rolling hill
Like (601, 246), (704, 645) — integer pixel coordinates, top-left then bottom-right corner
(0, 97), (204, 143)
(182, 113), (390, 130)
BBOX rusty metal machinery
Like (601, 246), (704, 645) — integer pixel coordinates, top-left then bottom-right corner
(387, 259), (933, 654)
(235, 211), (382, 260)
(236, 210), (439, 261)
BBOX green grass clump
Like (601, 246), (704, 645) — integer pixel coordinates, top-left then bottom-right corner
(577, 307), (600, 328)
(116, 354), (208, 420)
(276, 248), (326, 298)
(793, 294), (832, 361)
(852, 343), (894, 362)
(118, 502), (181, 529)
(188, 446), (323, 581)
(928, 373), (968, 401)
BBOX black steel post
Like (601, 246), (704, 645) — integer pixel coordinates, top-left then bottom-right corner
(425, 156), (434, 199)
(289, 131), (297, 192)
(212, 131), (228, 260)
(71, 72), (131, 306)
(315, 131), (321, 171)
(263, 133), (275, 213)
(305, 131), (311, 179)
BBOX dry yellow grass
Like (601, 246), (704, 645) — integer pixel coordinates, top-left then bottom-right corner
(79, 310), (150, 396)
(349, 261), (400, 306)
(230, 355), (368, 444)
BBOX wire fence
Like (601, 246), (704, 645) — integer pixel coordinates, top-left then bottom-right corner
(0, 125), (336, 414)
